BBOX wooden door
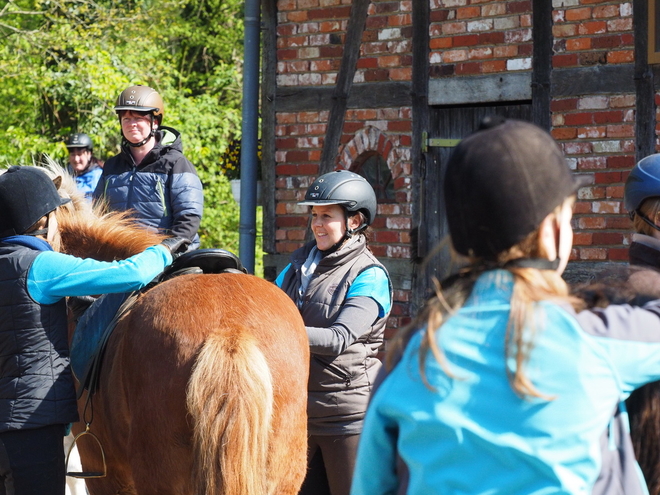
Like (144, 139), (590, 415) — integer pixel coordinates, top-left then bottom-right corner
(413, 102), (533, 305)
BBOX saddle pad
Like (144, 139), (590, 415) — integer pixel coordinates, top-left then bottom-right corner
(70, 292), (130, 381)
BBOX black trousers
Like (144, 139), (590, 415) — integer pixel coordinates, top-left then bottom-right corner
(298, 433), (360, 495)
(0, 424), (66, 495)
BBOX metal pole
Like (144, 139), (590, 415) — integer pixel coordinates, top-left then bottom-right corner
(238, 0), (261, 274)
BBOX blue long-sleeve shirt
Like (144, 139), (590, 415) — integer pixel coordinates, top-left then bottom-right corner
(26, 243), (171, 304)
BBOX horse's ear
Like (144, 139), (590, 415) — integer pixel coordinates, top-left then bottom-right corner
(52, 176), (63, 190)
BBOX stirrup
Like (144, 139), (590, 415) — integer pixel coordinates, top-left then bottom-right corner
(65, 424), (107, 479)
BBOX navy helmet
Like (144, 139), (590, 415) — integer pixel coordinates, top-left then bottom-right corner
(0, 167), (70, 237)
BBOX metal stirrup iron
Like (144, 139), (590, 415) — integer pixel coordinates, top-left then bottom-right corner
(65, 422), (107, 479)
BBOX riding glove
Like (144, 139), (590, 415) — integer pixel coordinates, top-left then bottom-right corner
(160, 236), (191, 259)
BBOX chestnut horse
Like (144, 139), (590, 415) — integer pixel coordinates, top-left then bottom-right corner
(45, 164), (310, 495)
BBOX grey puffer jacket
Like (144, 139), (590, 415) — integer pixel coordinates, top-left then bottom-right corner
(279, 236), (391, 435)
(93, 126), (203, 249)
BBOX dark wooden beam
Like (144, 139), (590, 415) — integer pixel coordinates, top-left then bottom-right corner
(532, 0), (552, 130)
(318, 0), (371, 174)
(410, 0), (431, 313)
(260, 0), (278, 260)
(276, 82), (412, 112)
(551, 65), (636, 96)
(634, 0), (655, 161)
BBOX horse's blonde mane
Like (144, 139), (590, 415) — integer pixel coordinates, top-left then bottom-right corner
(0, 158), (165, 260)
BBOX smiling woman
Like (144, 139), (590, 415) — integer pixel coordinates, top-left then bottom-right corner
(310, 204), (360, 252)
(274, 170), (393, 495)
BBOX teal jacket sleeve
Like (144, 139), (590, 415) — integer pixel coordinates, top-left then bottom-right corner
(27, 244), (172, 304)
(347, 266), (392, 317)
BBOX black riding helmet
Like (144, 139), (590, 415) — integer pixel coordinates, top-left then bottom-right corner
(624, 154), (660, 232)
(299, 170), (377, 235)
(65, 133), (93, 151)
(114, 85), (164, 148)
(0, 166), (71, 237)
(444, 118), (587, 259)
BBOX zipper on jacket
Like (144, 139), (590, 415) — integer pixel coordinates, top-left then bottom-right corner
(156, 179), (168, 218)
(313, 355), (352, 387)
(125, 169), (136, 208)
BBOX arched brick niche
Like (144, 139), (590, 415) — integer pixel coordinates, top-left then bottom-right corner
(337, 126), (403, 202)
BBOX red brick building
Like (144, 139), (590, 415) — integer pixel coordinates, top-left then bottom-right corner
(260, 0), (657, 341)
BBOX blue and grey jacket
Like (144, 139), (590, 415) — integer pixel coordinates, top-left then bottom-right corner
(93, 126), (203, 249)
(352, 269), (660, 495)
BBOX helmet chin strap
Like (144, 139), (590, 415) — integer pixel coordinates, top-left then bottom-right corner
(633, 210), (660, 233)
(25, 228), (48, 237)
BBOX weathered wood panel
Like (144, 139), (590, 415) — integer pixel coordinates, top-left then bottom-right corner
(275, 82), (412, 113)
(551, 65), (636, 96)
(428, 73), (532, 106)
(422, 104), (532, 296)
(410, 0), (430, 312)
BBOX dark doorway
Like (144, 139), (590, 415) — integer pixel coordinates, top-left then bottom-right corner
(414, 102), (533, 304)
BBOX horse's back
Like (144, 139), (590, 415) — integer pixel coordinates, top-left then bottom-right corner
(83, 273), (309, 495)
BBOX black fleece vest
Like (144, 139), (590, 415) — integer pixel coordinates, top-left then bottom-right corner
(0, 243), (78, 431)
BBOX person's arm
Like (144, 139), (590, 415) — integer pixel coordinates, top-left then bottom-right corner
(307, 266), (391, 355)
(574, 300), (660, 392)
(27, 244), (172, 304)
(168, 157), (203, 241)
(307, 296), (379, 355)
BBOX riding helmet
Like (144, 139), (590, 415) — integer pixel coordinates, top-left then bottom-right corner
(299, 170), (377, 228)
(624, 153), (660, 218)
(114, 85), (164, 124)
(444, 118), (587, 258)
(65, 133), (93, 151)
(0, 166), (71, 237)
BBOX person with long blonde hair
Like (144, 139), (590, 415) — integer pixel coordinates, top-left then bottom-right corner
(352, 119), (660, 495)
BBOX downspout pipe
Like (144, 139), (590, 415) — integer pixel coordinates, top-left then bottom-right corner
(238, 0), (261, 274)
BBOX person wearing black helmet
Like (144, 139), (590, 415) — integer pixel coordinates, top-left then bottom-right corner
(64, 133), (103, 202)
(275, 170), (392, 495)
(92, 85), (203, 250)
(352, 119), (660, 495)
(0, 166), (189, 495)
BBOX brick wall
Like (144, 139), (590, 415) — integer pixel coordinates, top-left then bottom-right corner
(275, 0), (415, 333)
(273, 0), (645, 333)
(429, 0), (533, 77)
(551, 0), (635, 263)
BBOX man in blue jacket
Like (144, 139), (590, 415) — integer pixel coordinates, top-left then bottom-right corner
(93, 85), (204, 250)
(0, 166), (188, 495)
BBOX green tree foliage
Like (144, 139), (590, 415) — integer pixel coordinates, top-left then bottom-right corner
(0, 0), (259, 266)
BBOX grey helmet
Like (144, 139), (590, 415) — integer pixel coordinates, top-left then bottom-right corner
(0, 166), (70, 237)
(65, 133), (93, 151)
(299, 170), (377, 233)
